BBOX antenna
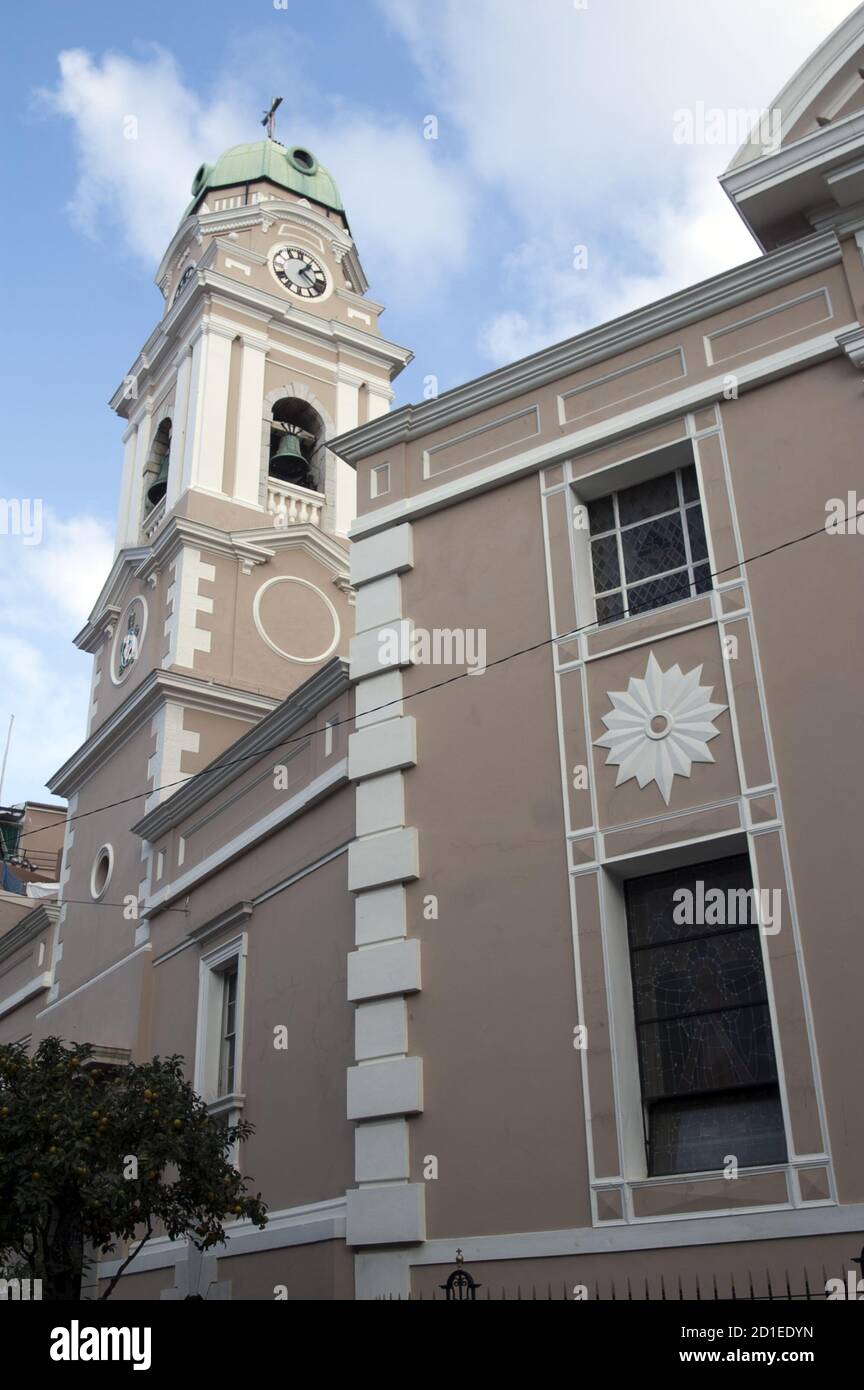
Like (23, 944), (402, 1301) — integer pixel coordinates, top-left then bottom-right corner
(0, 714), (13, 804)
(261, 96), (283, 141)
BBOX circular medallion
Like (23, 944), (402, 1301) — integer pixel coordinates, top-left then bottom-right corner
(253, 576), (340, 664)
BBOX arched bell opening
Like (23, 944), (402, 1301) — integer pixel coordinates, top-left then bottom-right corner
(143, 418), (172, 513)
(267, 398), (324, 493)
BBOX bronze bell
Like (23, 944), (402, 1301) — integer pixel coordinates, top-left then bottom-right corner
(146, 455), (169, 508)
(269, 430), (311, 488)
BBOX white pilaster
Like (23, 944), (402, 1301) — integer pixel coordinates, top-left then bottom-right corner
(347, 520), (424, 1258)
(115, 423), (141, 554)
(335, 372), (360, 536)
(183, 323), (234, 495)
(165, 349), (192, 510)
(233, 335), (268, 507)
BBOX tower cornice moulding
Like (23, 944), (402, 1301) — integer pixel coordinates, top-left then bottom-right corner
(110, 273), (412, 416)
(75, 546), (152, 651)
(130, 656), (351, 842)
(156, 195), (366, 294)
(47, 671), (279, 799)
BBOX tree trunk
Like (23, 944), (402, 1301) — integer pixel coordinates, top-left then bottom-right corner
(42, 1204), (85, 1301)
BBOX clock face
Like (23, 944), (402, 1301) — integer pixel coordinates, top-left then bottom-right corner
(271, 245), (328, 299)
(172, 264), (196, 305)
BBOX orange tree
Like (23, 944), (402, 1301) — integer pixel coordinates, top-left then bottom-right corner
(0, 1037), (266, 1300)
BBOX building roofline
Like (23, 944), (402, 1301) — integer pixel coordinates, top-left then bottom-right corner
(329, 230), (840, 465)
(129, 656), (350, 842)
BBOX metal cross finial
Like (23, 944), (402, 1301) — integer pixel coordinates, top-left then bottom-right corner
(261, 96), (283, 141)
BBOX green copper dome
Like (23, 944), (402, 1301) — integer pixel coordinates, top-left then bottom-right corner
(181, 139), (343, 220)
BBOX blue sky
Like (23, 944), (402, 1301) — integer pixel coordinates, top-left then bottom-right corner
(0, 0), (858, 808)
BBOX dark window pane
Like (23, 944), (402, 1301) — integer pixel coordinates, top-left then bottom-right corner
(595, 592), (624, 625)
(591, 535), (620, 592)
(617, 472), (678, 526)
(680, 464), (700, 503)
(631, 931), (769, 1023)
(626, 570), (690, 616)
(625, 855), (754, 948)
(621, 513), (686, 583)
(649, 1088), (787, 1175)
(686, 505), (708, 562)
(587, 496), (615, 535)
(637, 1003), (779, 1100)
(693, 563), (712, 594)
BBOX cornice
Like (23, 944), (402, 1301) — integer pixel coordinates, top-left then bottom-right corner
(726, 6), (864, 173)
(722, 111), (864, 201)
(75, 546), (151, 652)
(155, 196), (363, 292)
(110, 270), (412, 416)
(330, 231), (841, 464)
(837, 323), (864, 367)
(0, 903), (60, 966)
(47, 670), (278, 799)
(130, 656), (350, 841)
(348, 321), (855, 539)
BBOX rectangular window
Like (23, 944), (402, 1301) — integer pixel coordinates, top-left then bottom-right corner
(217, 965), (238, 1098)
(371, 463), (390, 499)
(625, 854), (786, 1177)
(588, 464), (711, 625)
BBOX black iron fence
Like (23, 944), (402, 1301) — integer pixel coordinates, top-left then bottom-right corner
(380, 1247), (864, 1301)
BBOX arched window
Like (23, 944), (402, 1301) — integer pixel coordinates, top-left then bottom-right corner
(267, 397), (324, 493)
(143, 418), (172, 513)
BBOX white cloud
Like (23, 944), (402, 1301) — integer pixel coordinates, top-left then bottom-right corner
(41, 46), (475, 297)
(0, 511), (112, 803)
(378, 0), (861, 359)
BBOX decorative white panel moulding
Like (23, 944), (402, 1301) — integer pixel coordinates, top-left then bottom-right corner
(356, 772), (405, 837)
(350, 620), (414, 681)
(351, 523), (414, 587)
(346, 1183), (426, 1246)
(354, 998), (408, 1060)
(349, 718), (417, 781)
(347, 1056), (423, 1120)
(354, 1118), (410, 1182)
(355, 574), (403, 634)
(355, 885), (407, 945)
(348, 828), (419, 891)
(348, 938), (421, 1002)
(355, 671), (405, 728)
(594, 651), (727, 804)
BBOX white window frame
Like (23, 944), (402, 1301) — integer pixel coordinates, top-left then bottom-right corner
(194, 933), (248, 1119)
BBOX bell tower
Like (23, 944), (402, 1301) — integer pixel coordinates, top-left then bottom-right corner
(43, 127), (411, 1052)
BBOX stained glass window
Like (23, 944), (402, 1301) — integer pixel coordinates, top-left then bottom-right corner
(625, 855), (787, 1176)
(588, 464), (712, 625)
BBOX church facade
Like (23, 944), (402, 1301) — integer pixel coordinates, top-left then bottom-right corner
(3, 9), (864, 1300)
